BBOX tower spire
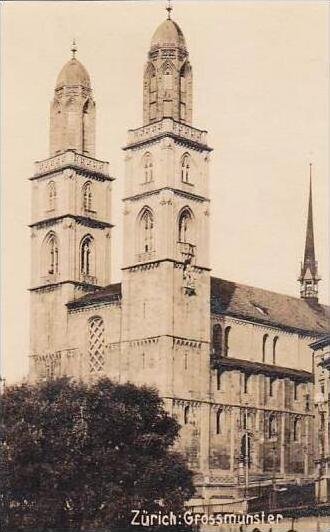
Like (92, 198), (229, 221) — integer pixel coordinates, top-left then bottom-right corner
(166, 0), (173, 19)
(299, 163), (320, 302)
(71, 39), (77, 59)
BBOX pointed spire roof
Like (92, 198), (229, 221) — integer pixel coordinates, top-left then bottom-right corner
(302, 164), (317, 276)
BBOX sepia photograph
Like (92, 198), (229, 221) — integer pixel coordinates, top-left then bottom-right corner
(1, 0), (329, 530)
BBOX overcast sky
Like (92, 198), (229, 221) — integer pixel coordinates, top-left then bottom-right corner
(1, 0), (329, 383)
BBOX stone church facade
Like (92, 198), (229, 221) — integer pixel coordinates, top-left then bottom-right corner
(29, 10), (329, 507)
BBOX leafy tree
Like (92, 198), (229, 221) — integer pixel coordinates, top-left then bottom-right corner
(0, 378), (194, 531)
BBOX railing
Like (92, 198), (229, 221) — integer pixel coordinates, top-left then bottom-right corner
(80, 273), (97, 285)
(127, 118), (208, 146)
(178, 241), (196, 259)
(35, 150), (109, 177)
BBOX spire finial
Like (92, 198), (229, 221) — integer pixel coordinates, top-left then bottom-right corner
(166, 0), (173, 19)
(71, 39), (77, 59)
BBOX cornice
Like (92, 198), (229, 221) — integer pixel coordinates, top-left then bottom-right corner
(123, 131), (212, 153)
(29, 280), (100, 293)
(30, 166), (114, 182)
(29, 214), (114, 230)
(122, 258), (211, 272)
(123, 186), (210, 203)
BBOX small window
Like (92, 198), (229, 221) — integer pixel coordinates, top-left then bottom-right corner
(268, 414), (277, 439)
(224, 326), (231, 356)
(262, 334), (268, 363)
(140, 209), (154, 253)
(269, 377), (276, 397)
(212, 323), (222, 355)
(83, 182), (92, 211)
(178, 209), (192, 244)
(181, 154), (190, 183)
(293, 418), (301, 442)
(48, 181), (56, 211)
(44, 233), (59, 275)
(80, 236), (94, 276)
(216, 408), (223, 435)
(293, 381), (299, 401)
(143, 153), (153, 183)
(272, 336), (278, 364)
(184, 405), (190, 425)
(244, 373), (251, 394)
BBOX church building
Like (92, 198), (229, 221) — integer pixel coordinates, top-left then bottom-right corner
(29, 7), (329, 509)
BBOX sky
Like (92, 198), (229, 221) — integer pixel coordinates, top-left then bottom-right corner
(1, 0), (329, 384)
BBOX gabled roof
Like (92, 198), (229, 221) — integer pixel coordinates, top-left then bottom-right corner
(67, 282), (121, 310)
(211, 277), (329, 336)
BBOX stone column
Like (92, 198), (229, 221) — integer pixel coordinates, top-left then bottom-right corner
(280, 413), (285, 475)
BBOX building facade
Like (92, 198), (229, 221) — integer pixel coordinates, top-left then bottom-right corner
(29, 10), (329, 509)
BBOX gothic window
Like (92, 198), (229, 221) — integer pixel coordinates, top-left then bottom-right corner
(178, 208), (193, 244)
(212, 323), (222, 355)
(216, 408), (223, 435)
(80, 235), (94, 277)
(224, 326), (231, 356)
(243, 373), (251, 394)
(181, 154), (191, 183)
(44, 232), (59, 276)
(293, 418), (301, 442)
(48, 181), (56, 211)
(272, 336), (278, 364)
(143, 153), (153, 183)
(268, 414), (277, 439)
(184, 405), (190, 425)
(139, 208), (154, 253)
(82, 182), (93, 211)
(262, 334), (268, 363)
(88, 316), (105, 375)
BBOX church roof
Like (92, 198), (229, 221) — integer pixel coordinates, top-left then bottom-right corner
(211, 277), (329, 336)
(68, 276), (329, 337)
(150, 19), (186, 50)
(56, 57), (91, 89)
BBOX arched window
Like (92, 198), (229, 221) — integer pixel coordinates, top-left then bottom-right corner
(82, 182), (92, 211)
(293, 418), (301, 442)
(178, 208), (193, 244)
(80, 236), (94, 277)
(216, 408), (223, 435)
(272, 336), (278, 364)
(184, 405), (190, 425)
(44, 232), (59, 276)
(244, 373), (251, 394)
(148, 64), (157, 121)
(224, 326), (231, 356)
(262, 334), (268, 363)
(143, 153), (153, 183)
(140, 208), (154, 253)
(268, 414), (277, 439)
(88, 316), (105, 374)
(181, 154), (190, 183)
(48, 181), (56, 211)
(212, 323), (222, 355)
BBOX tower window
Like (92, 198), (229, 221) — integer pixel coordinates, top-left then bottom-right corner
(82, 182), (93, 211)
(244, 373), (251, 394)
(139, 208), (154, 253)
(88, 316), (105, 375)
(268, 414), (277, 439)
(143, 153), (153, 183)
(293, 381), (299, 401)
(184, 405), (190, 425)
(262, 334), (268, 363)
(224, 326), (231, 356)
(216, 408), (223, 435)
(269, 377), (276, 397)
(181, 154), (191, 183)
(48, 181), (56, 211)
(293, 418), (301, 442)
(212, 323), (222, 355)
(178, 208), (193, 244)
(272, 336), (278, 364)
(80, 236), (94, 277)
(43, 232), (59, 276)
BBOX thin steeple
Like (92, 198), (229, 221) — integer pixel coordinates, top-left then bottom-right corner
(299, 163), (320, 302)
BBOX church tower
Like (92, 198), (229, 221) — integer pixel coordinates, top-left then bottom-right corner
(299, 164), (320, 302)
(29, 44), (114, 380)
(121, 6), (212, 473)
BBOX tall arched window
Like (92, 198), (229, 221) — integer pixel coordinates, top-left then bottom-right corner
(262, 334), (269, 363)
(268, 414), (277, 439)
(44, 232), (59, 275)
(272, 336), (278, 364)
(216, 408), (223, 435)
(140, 209), (154, 253)
(48, 181), (56, 211)
(181, 154), (190, 183)
(178, 208), (193, 244)
(293, 418), (301, 442)
(148, 64), (157, 121)
(212, 323), (222, 355)
(224, 326), (231, 356)
(143, 153), (153, 183)
(80, 236), (94, 277)
(184, 405), (190, 425)
(88, 316), (105, 374)
(82, 182), (92, 211)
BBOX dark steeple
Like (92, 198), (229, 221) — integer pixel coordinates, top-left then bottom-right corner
(299, 163), (320, 302)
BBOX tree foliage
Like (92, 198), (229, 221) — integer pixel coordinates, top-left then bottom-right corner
(0, 378), (194, 531)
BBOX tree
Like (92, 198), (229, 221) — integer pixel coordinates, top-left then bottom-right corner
(0, 378), (195, 531)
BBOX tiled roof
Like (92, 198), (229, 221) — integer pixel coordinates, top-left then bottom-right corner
(67, 282), (122, 310)
(211, 277), (329, 336)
